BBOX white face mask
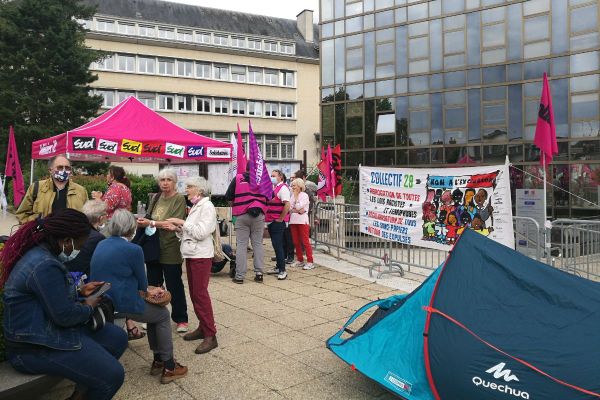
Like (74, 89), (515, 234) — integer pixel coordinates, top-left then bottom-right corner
(58, 238), (80, 262)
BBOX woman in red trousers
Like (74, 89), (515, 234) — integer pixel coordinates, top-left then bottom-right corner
(289, 178), (314, 270)
(166, 176), (218, 354)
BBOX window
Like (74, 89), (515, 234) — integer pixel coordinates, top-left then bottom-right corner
(282, 71), (294, 86)
(96, 55), (114, 70)
(231, 65), (246, 82)
(196, 63), (211, 78)
(158, 27), (175, 40)
(97, 90), (115, 107)
(117, 23), (135, 35)
(177, 30), (193, 42)
(264, 70), (278, 85)
(117, 54), (135, 72)
(177, 60), (193, 77)
(195, 32), (210, 43)
(96, 20), (115, 32)
(280, 103), (294, 118)
(137, 93), (155, 109)
(281, 43), (294, 54)
(231, 37), (245, 47)
(118, 92), (134, 103)
(213, 34), (228, 45)
(264, 41), (278, 52)
(248, 39), (262, 50)
(214, 99), (229, 114)
(248, 69), (262, 83)
(158, 59), (174, 75)
(214, 65), (229, 80)
(196, 97), (211, 113)
(248, 101), (262, 116)
(138, 57), (155, 73)
(266, 137), (279, 158)
(158, 94), (174, 111)
(280, 136), (294, 159)
(232, 100), (246, 115)
(265, 103), (278, 117)
(139, 25), (155, 37)
(177, 95), (193, 112)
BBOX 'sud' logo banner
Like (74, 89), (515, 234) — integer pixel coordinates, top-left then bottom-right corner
(72, 137), (96, 151)
(121, 139), (142, 155)
(142, 142), (164, 155)
(98, 139), (118, 154)
(187, 146), (205, 158)
(165, 143), (185, 158)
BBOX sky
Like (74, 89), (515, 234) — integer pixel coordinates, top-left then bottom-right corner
(167, 0), (320, 23)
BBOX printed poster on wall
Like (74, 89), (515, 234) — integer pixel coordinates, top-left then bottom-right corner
(360, 164), (514, 251)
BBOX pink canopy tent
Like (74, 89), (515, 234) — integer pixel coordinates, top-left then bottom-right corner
(31, 96), (232, 164)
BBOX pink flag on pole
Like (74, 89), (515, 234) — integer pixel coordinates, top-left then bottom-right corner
(5, 126), (25, 206)
(534, 73), (558, 166)
(248, 121), (273, 199)
(327, 144), (336, 198)
(317, 146), (330, 201)
(236, 123), (247, 174)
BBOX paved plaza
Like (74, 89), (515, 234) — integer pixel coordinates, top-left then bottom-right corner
(0, 214), (415, 400)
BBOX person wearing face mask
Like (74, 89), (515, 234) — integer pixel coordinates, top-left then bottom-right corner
(16, 155), (88, 224)
(1, 208), (128, 400)
(91, 166), (132, 219)
(265, 170), (291, 280)
(90, 209), (188, 384)
(165, 176), (218, 354)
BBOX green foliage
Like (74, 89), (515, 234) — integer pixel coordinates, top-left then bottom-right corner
(128, 175), (159, 208)
(0, 0), (103, 164)
(73, 162), (110, 176)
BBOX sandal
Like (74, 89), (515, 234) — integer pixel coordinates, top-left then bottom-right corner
(127, 325), (146, 341)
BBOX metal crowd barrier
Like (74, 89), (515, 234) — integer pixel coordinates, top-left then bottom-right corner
(312, 202), (599, 282)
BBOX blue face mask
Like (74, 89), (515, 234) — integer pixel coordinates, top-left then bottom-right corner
(53, 170), (71, 183)
(271, 177), (278, 185)
(58, 239), (80, 262)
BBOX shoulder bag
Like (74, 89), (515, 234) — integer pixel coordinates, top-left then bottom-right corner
(132, 194), (161, 263)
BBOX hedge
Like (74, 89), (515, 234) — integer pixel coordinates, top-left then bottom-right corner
(72, 174), (159, 211)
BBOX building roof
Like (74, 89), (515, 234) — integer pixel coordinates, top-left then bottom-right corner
(82, 0), (320, 59)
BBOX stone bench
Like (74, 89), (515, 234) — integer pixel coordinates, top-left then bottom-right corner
(0, 361), (61, 400)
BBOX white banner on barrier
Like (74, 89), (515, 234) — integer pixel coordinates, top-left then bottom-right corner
(359, 164), (514, 251)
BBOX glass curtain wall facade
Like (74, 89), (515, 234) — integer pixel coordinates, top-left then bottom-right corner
(320, 0), (600, 217)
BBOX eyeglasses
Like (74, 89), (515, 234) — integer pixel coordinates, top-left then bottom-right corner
(54, 165), (72, 171)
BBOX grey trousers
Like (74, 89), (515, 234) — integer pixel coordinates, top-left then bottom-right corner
(128, 303), (173, 361)
(235, 212), (265, 278)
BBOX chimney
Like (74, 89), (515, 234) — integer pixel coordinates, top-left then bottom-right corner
(296, 9), (314, 43)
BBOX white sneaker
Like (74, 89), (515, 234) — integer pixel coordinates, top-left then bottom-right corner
(302, 263), (315, 270)
(141, 323), (147, 330)
(277, 271), (288, 280)
(176, 322), (189, 333)
(292, 261), (305, 268)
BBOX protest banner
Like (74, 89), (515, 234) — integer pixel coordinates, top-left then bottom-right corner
(359, 164), (514, 251)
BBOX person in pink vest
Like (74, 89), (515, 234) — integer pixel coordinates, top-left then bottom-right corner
(225, 170), (268, 283)
(265, 170), (291, 280)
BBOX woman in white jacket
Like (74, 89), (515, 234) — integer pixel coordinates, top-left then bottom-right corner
(166, 176), (218, 354)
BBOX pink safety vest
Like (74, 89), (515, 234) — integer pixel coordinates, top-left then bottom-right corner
(265, 183), (290, 223)
(232, 174), (268, 217)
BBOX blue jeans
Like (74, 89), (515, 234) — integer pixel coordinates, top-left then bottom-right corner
(7, 323), (128, 400)
(268, 221), (286, 272)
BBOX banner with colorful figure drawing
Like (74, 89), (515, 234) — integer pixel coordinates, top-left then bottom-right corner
(359, 164), (514, 251)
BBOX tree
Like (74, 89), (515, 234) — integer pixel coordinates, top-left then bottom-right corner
(0, 0), (102, 162)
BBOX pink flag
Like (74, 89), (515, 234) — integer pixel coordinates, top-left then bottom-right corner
(534, 73), (558, 166)
(317, 147), (329, 201)
(236, 123), (247, 174)
(248, 121), (273, 199)
(5, 126), (25, 206)
(327, 144), (336, 198)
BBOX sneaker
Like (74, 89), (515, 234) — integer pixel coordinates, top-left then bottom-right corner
(292, 261), (305, 268)
(176, 322), (189, 333)
(285, 257), (294, 264)
(277, 271), (288, 280)
(253, 273), (263, 283)
(160, 362), (188, 384)
(141, 323), (147, 330)
(150, 360), (164, 376)
(302, 263), (315, 270)
(232, 277), (244, 284)
(265, 267), (280, 275)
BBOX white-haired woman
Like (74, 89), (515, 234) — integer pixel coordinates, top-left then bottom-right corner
(136, 168), (189, 332)
(91, 210), (188, 383)
(166, 176), (218, 354)
(289, 178), (314, 270)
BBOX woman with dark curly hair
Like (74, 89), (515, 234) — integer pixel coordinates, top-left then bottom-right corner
(1, 209), (128, 400)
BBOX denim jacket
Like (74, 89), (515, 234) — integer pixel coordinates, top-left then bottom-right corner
(3, 245), (93, 351)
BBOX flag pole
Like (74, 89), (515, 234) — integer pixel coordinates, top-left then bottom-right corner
(542, 154), (549, 261)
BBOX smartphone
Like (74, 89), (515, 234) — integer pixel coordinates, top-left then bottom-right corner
(87, 282), (111, 300)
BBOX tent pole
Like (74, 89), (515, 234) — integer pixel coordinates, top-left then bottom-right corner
(30, 159), (34, 185)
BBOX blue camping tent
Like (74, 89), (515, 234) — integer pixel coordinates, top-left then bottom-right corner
(327, 229), (600, 400)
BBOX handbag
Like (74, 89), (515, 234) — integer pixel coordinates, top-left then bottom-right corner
(140, 286), (171, 307)
(132, 194), (161, 262)
(212, 222), (228, 263)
